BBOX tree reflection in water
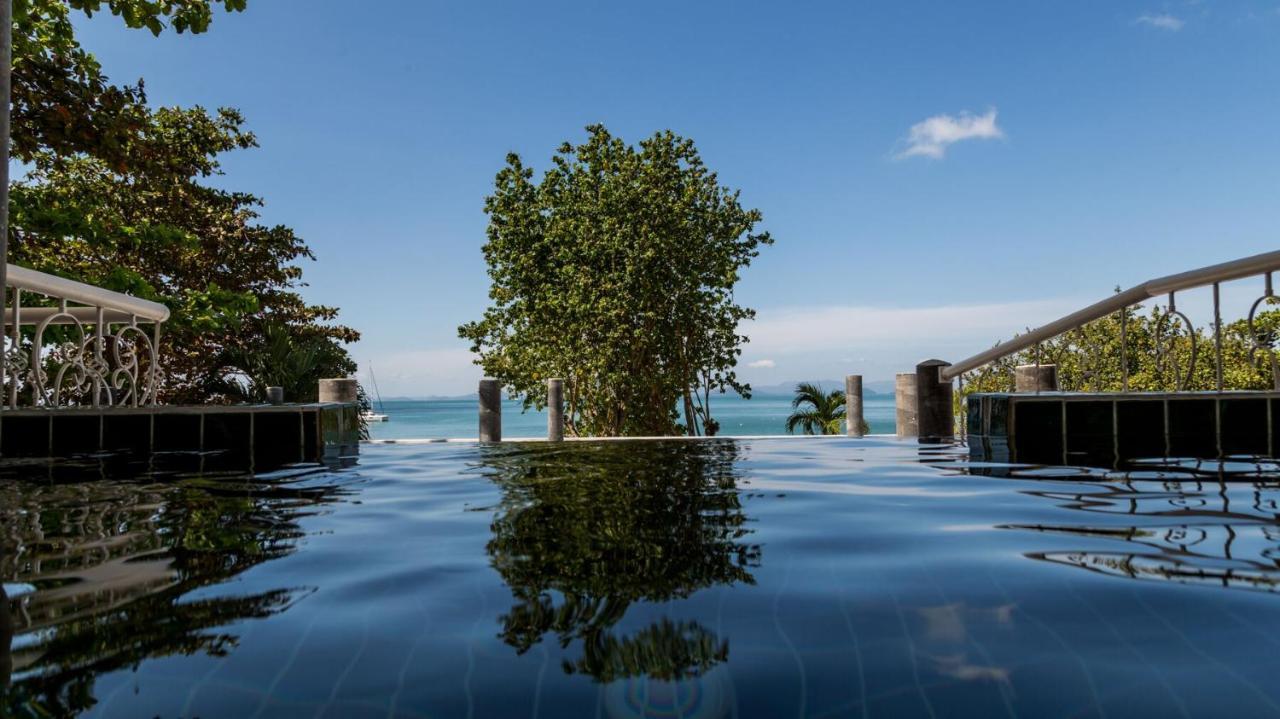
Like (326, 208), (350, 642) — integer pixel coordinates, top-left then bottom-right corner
(0, 467), (348, 716)
(479, 440), (760, 682)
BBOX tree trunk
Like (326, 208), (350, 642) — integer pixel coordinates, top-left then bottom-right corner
(683, 389), (698, 437)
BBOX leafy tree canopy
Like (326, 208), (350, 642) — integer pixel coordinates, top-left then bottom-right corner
(8, 0), (358, 403)
(459, 125), (772, 437)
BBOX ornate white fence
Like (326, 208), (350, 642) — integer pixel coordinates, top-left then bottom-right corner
(3, 264), (169, 408)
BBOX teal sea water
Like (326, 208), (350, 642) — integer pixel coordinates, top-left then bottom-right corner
(367, 394), (898, 440)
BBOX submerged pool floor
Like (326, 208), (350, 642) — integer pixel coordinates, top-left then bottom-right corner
(5, 438), (1280, 717)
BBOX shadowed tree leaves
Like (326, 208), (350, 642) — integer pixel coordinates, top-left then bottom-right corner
(460, 125), (772, 437)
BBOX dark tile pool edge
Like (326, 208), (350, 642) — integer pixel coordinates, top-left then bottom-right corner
(968, 391), (1279, 465)
(0, 402), (360, 468)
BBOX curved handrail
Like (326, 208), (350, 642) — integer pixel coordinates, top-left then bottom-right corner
(5, 264), (170, 322)
(941, 249), (1280, 381)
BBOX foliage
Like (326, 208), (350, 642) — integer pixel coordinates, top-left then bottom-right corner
(458, 125), (772, 437)
(214, 320), (355, 403)
(786, 382), (862, 435)
(959, 303), (1280, 407)
(11, 0), (247, 168)
(8, 0), (359, 404)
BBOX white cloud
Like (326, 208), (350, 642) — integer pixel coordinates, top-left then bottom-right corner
(1136, 13), (1184, 30)
(746, 359), (776, 369)
(896, 108), (1004, 160)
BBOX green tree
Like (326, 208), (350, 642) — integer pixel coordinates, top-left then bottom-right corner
(785, 382), (850, 435)
(11, 1), (248, 168)
(458, 125), (772, 437)
(8, 0), (359, 404)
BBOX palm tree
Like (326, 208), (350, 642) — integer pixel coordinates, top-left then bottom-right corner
(785, 382), (846, 435)
(218, 320), (355, 403)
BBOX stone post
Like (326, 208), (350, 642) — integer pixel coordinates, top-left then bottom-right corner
(845, 375), (864, 437)
(266, 386), (284, 405)
(479, 378), (502, 442)
(547, 378), (564, 442)
(318, 378), (358, 404)
(1014, 364), (1059, 393)
(916, 360), (954, 442)
(895, 372), (918, 438)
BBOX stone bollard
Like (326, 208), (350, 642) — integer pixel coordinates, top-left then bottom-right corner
(318, 378), (358, 404)
(845, 375), (864, 437)
(547, 378), (565, 442)
(916, 360), (955, 443)
(1015, 364), (1059, 393)
(266, 386), (284, 405)
(895, 373), (918, 438)
(479, 378), (502, 442)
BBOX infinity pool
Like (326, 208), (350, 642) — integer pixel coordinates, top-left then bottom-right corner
(4, 438), (1280, 717)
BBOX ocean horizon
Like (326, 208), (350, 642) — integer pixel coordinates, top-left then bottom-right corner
(366, 393), (898, 440)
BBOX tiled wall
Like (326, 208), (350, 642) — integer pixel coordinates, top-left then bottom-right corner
(0, 404), (359, 472)
(967, 393), (1278, 466)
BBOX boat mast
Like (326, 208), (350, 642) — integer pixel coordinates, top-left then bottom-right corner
(369, 364), (385, 412)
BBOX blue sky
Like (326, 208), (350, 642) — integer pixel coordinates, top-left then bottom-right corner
(72, 1), (1280, 395)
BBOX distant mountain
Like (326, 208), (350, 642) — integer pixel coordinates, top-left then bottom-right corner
(863, 379), (897, 395)
(749, 381), (887, 398)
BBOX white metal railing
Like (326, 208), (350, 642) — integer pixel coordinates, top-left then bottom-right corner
(3, 264), (169, 408)
(942, 249), (1280, 388)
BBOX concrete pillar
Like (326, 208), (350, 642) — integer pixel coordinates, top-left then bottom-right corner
(266, 386), (284, 405)
(895, 373), (918, 438)
(1015, 364), (1059, 393)
(547, 378), (564, 442)
(916, 360), (955, 442)
(318, 378), (358, 404)
(845, 375), (864, 437)
(479, 378), (502, 442)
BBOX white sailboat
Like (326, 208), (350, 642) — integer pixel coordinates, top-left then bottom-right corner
(362, 364), (390, 422)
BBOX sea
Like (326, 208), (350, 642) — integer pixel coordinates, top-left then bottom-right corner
(366, 393), (897, 439)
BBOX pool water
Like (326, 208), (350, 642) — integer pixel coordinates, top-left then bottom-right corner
(5, 438), (1280, 717)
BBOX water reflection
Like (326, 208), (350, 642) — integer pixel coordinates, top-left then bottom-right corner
(0, 466), (349, 716)
(1, 584), (12, 690)
(478, 441), (760, 682)
(956, 449), (1280, 594)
